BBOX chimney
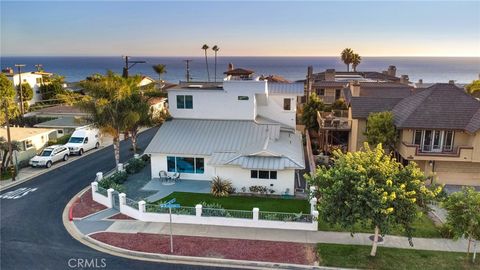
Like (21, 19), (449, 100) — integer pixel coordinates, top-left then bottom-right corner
(387, 65), (397, 77)
(325, 69), (335, 81)
(227, 63), (234, 71)
(400, 75), (409, 84)
(418, 79), (423, 84)
(449, 80), (455, 85)
(350, 80), (361, 97)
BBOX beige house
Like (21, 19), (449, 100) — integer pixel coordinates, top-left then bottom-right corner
(346, 83), (480, 187)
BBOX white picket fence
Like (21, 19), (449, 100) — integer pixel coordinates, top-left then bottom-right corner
(91, 180), (319, 231)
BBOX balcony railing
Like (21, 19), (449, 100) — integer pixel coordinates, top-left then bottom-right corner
(317, 111), (351, 130)
(401, 142), (474, 158)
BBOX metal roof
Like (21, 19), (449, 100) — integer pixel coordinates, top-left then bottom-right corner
(267, 82), (304, 96)
(145, 119), (305, 170)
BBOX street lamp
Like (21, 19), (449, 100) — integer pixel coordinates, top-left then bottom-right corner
(122, 56), (145, 78)
(14, 64), (26, 116)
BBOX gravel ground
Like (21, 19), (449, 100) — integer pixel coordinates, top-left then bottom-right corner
(91, 232), (316, 265)
(71, 189), (107, 218)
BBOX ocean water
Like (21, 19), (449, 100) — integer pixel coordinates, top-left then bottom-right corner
(1, 56), (479, 84)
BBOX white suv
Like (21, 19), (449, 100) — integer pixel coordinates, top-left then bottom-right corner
(29, 145), (70, 168)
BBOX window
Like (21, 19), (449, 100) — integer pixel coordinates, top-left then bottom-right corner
(443, 131), (454, 151)
(25, 140), (33, 149)
(318, 89), (325, 96)
(36, 78), (42, 84)
(251, 170), (277, 179)
(57, 129), (64, 135)
(413, 130), (422, 145)
(238, 96), (249, 101)
(167, 156), (204, 174)
(283, 98), (291, 111)
(335, 89), (341, 100)
(84, 137), (89, 144)
(176, 95), (193, 109)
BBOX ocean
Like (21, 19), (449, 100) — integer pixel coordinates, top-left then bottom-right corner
(1, 56), (479, 84)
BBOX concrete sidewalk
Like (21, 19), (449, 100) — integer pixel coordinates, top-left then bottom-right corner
(80, 218), (469, 253)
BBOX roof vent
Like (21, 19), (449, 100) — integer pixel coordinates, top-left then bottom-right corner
(187, 85), (203, 88)
(448, 80), (455, 85)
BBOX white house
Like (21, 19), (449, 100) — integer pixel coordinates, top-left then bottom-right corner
(144, 68), (305, 195)
(4, 70), (51, 105)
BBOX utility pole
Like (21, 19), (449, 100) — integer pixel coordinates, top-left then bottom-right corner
(122, 56), (146, 78)
(15, 64), (26, 116)
(3, 100), (15, 181)
(183, 60), (192, 82)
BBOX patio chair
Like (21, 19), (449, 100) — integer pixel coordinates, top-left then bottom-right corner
(171, 172), (181, 183)
(159, 170), (168, 183)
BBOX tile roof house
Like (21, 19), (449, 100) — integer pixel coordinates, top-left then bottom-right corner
(144, 69), (305, 195)
(346, 82), (480, 187)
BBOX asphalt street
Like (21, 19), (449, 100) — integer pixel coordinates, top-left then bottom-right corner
(0, 127), (234, 270)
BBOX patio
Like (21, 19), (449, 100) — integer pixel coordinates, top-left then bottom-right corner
(123, 162), (211, 202)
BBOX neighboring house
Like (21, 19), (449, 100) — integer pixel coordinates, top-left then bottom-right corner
(345, 82), (480, 186)
(303, 66), (410, 104)
(2, 69), (52, 104)
(0, 127), (56, 165)
(148, 97), (168, 114)
(144, 69), (305, 195)
(34, 116), (92, 136)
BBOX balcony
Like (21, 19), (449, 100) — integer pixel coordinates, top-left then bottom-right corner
(317, 111), (351, 131)
(399, 142), (474, 162)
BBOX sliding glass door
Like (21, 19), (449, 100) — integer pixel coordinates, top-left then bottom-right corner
(414, 130), (453, 153)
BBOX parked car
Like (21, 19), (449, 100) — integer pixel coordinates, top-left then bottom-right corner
(29, 145), (70, 168)
(65, 128), (100, 155)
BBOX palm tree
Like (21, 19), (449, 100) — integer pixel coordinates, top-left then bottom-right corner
(152, 64), (167, 91)
(351, 53), (362, 72)
(202, 44), (210, 82)
(78, 71), (141, 165)
(212, 45), (220, 82)
(123, 92), (153, 153)
(341, 48), (354, 72)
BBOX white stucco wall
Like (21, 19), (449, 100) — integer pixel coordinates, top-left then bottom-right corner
(9, 73), (44, 104)
(150, 153), (296, 195)
(256, 94), (297, 128)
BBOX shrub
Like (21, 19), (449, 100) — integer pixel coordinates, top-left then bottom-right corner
(125, 158), (146, 174)
(48, 134), (71, 146)
(249, 185), (268, 194)
(109, 171), (128, 184)
(211, 176), (233, 197)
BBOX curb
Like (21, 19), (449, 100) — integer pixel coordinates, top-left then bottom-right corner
(63, 186), (340, 270)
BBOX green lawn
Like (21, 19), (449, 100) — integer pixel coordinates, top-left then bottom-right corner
(317, 243), (478, 270)
(317, 212), (442, 238)
(157, 192), (310, 213)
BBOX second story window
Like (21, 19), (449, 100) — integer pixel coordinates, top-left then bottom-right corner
(283, 98), (291, 111)
(412, 129), (455, 153)
(335, 89), (341, 100)
(317, 88), (325, 96)
(177, 95), (193, 109)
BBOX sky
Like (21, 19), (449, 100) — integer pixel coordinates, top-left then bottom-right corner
(1, 1), (479, 57)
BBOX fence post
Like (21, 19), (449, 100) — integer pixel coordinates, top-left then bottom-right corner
(253, 208), (259, 221)
(309, 186), (316, 199)
(91, 182), (98, 192)
(138, 200), (146, 212)
(195, 204), (202, 217)
(106, 188), (114, 208)
(134, 154), (140, 159)
(312, 210), (319, 230)
(310, 197), (318, 214)
(119, 193), (126, 206)
(96, 172), (103, 181)
(117, 163), (124, 172)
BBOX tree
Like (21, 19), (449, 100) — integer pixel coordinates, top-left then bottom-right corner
(17, 83), (33, 111)
(341, 48), (354, 72)
(212, 45), (220, 82)
(443, 187), (480, 262)
(351, 53), (362, 72)
(364, 111), (398, 152)
(152, 64), (167, 90)
(202, 44), (210, 82)
(78, 71), (141, 165)
(39, 75), (66, 100)
(466, 80), (480, 97)
(306, 143), (441, 256)
(301, 93), (324, 130)
(0, 74), (19, 125)
(0, 137), (21, 175)
(123, 92), (153, 153)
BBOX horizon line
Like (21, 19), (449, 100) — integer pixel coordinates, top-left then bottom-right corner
(2, 55), (480, 58)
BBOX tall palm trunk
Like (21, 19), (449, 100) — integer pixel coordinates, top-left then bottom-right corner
(204, 50), (210, 82)
(113, 135), (120, 166)
(130, 128), (138, 154)
(347, 64), (350, 72)
(214, 51), (217, 83)
(370, 225), (380, 256)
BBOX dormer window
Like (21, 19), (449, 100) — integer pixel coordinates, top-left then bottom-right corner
(176, 95), (193, 109)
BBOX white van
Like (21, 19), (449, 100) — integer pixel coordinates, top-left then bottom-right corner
(65, 128), (100, 155)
